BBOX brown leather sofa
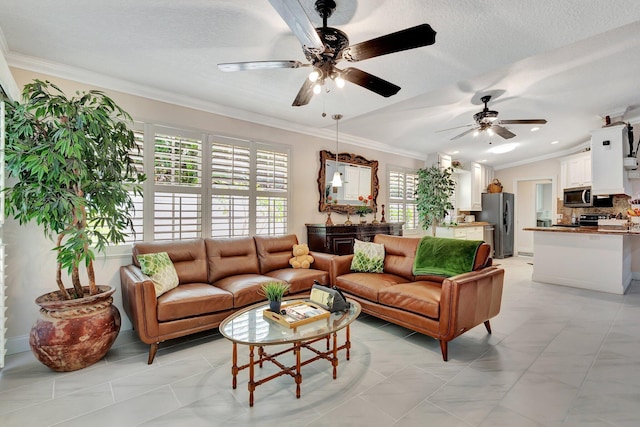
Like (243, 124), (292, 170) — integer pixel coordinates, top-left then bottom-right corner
(120, 234), (332, 364)
(330, 234), (504, 361)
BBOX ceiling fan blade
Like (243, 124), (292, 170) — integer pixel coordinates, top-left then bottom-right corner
(492, 125), (517, 139)
(436, 123), (474, 133)
(450, 127), (478, 141)
(341, 23), (436, 62)
(341, 67), (400, 97)
(499, 119), (547, 125)
(217, 60), (308, 72)
(292, 78), (315, 106)
(268, 0), (324, 51)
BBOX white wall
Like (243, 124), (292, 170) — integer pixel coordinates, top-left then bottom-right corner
(4, 68), (425, 354)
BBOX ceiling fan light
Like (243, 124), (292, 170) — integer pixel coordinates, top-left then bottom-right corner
(313, 83), (322, 94)
(308, 69), (320, 82)
(335, 76), (345, 88)
(473, 130), (480, 137)
(487, 128), (494, 136)
(331, 171), (343, 187)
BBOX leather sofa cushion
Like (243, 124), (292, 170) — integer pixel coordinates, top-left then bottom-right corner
(157, 282), (234, 322)
(205, 237), (260, 283)
(213, 274), (283, 308)
(255, 234), (298, 274)
(133, 239), (208, 284)
(373, 234), (420, 280)
(266, 268), (329, 294)
(378, 281), (441, 319)
(336, 272), (409, 303)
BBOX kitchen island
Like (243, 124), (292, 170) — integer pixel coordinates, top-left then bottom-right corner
(524, 226), (633, 294)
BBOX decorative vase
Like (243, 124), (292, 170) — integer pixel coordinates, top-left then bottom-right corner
(269, 300), (282, 313)
(325, 210), (334, 226)
(359, 215), (366, 224)
(29, 285), (121, 372)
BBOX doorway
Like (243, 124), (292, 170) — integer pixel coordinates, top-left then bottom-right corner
(515, 178), (554, 256)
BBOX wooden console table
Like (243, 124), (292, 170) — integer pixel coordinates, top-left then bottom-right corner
(306, 222), (404, 255)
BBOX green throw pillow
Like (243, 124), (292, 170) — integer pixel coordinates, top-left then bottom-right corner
(137, 252), (179, 297)
(351, 239), (385, 273)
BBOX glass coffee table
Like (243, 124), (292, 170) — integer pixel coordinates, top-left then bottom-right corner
(219, 298), (361, 406)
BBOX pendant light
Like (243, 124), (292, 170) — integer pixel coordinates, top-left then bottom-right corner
(331, 114), (343, 187)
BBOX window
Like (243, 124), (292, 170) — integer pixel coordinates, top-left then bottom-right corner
(152, 132), (203, 240)
(123, 130), (145, 244)
(210, 138), (289, 238)
(126, 127), (290, 243)
(388, 169), (419, 231)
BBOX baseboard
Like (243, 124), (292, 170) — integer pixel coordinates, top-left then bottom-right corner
(6, 335), (29, 356)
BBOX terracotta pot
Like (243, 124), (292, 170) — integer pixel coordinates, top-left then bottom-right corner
(29, 285), (121, 372)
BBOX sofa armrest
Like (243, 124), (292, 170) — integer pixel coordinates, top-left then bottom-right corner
(119, 265), (160, 344)
(329, 254), (355, 286)
(309, 251), (334, 273)
(438, 266), (505, 341)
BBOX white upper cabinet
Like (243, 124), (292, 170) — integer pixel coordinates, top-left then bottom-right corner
(426, 152), (452, 170)
(456, 162), (487, 211)
(561, 151), (591, 190)
(590, 124), (631, 195)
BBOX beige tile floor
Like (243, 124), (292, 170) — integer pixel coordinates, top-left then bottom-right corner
(2, 256), (640, 426)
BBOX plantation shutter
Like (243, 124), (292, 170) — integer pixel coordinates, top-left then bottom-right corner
(153, 133), (203, 240)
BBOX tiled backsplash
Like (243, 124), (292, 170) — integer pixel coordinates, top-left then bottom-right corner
(556, 195), (630, 224)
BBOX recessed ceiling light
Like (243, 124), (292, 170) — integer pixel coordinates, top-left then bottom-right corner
(479, 159), (487, 162)
(451, 150), (460, 154)
(488, 143), (518, 154)
(531, 127), (540, 132)
(551, 140), (559, 144)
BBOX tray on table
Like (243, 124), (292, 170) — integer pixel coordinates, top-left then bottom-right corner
(263, 300), (330, 328)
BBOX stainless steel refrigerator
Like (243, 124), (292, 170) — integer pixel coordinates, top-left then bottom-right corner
(477, 192), (514, 258)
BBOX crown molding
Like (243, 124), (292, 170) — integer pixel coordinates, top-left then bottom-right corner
(493, 140), (590, 170)
(6, 53), (424, 160)
(0, 29), (20, 100)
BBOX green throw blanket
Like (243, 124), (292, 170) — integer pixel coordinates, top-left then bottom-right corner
(412, 236), (482, 277)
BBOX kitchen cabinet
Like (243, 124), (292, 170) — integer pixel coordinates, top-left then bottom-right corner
(480, 164), (493, 193)
(436, 225), (484, 240)
(590, 124), (631, 195)
(560, 152), (591, 190)
(426, 152), (451, 170)
(455, 162), (484, 211)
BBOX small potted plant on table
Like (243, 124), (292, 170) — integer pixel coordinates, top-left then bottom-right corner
(259, 282), (291, 313)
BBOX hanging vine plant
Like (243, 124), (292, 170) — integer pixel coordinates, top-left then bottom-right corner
(415, 165), (456, 236)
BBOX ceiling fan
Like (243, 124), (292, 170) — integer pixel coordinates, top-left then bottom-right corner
(442, 95), (547, 140)
(217, 0), (436, 106)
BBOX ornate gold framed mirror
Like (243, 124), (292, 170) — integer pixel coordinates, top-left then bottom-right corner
(317, 150), (379, 214)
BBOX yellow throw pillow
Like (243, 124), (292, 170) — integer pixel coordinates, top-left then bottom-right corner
(137, 252), (179, 297)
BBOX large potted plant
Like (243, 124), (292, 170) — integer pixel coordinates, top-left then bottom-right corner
(415, 165), (456, 236)
(3, 79), (144, 371)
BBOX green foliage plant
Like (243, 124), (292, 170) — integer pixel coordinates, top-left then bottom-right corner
(258, 281), (290, 302)
(415, 165), (456, 236)
(3, 79), (145, 299)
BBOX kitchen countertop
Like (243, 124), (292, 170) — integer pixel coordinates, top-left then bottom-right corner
(524, 226), (640, 236)
(438, 222), (491, 228)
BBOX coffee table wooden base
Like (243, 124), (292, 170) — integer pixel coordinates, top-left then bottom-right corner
(231, 326), (352, 406)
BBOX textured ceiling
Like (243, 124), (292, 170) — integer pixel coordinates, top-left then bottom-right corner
(2, 0), (640, 167)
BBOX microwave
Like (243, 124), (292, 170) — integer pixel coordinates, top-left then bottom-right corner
(563, 186), (613, 208)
